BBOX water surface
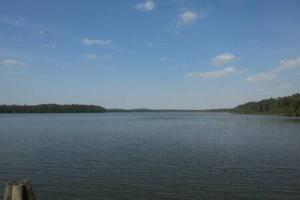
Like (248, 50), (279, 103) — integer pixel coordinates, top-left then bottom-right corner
(0, 112), (300, 200)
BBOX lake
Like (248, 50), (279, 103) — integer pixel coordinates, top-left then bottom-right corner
(0, 112), (300, 200)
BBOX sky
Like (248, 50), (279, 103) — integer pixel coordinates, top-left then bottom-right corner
(0, 0), (300, 109)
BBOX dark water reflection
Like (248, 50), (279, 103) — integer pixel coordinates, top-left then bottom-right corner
(0, 112), (300, 200)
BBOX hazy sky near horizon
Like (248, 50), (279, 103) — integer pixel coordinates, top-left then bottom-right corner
(1, 0), (300, 109)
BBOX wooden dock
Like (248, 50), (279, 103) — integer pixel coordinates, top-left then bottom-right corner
(3, 181), (35, 200)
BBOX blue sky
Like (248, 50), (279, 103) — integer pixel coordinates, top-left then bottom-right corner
(1, 0), (300, 109)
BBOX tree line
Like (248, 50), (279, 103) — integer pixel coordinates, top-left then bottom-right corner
(1, 94), (299, 116)
(0, 104), (106, 113)
(232, 93), (300, 116)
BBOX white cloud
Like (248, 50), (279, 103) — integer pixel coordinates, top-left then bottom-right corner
(135, 0), (155, 11)
(177, 11), (201, 26)
(187, 67), (239, 79)
(274, 57), (300, 73)
(43, 44), (56, 48)
(82, 38), (111, 46)
(84, 54), (99, 59)
(1, 59), (25, 67)
(246, 72), (275, 82)
(84, 54), (113, 60)
(211, 53), (236, 66)
(246, 57), (300, 82)
(280, 83), (291, 89)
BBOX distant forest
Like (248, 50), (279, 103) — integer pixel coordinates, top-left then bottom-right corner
(232, 93), (300, 116)
(106, 108), (231, 112)
(0, 104), (106, 113)
(1, 93), (300, 116)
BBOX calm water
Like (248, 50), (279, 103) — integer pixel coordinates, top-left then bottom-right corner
(0, 112), (300, 200)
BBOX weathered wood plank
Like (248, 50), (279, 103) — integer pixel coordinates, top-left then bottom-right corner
(3, 181), (35, 200)
(3, 182), (13, 200)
